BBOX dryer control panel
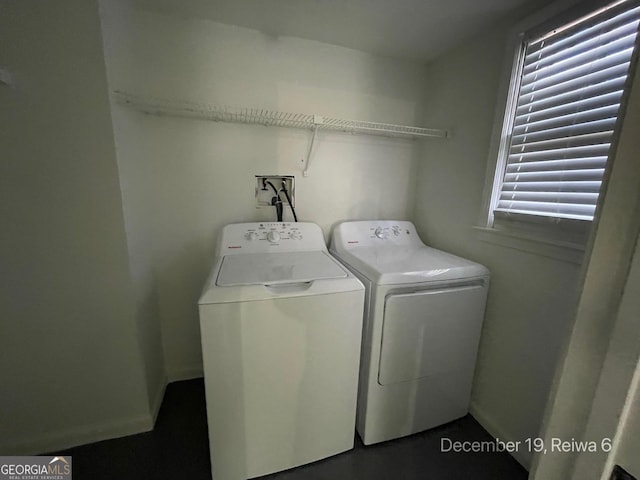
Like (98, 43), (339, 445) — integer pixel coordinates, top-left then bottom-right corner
(217, 222), (328, 255)
(331, 220), (423, 249)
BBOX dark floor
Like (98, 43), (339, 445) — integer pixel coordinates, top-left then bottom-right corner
(56, 379), (527, 479)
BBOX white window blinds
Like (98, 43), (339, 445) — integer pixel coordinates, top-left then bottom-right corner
(495, 1), (640, 222)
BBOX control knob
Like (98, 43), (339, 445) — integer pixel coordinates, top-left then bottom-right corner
(374, 227), (388, 239)
(290, 230), (302, 240)
(266, 231), (281, 243)
(245, 232), (259, 241)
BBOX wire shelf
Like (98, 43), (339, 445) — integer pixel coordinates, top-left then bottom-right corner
(112, 90), (448, 140)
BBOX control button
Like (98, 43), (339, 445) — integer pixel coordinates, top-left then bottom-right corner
(267, 231), (281, 243)
(245, 232), (259, 241)
(374, 227), (388, 239)
(392, 226), (401, 236)
(290, 230), (303, 240)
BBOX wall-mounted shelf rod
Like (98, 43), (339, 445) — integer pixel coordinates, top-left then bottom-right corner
(112, 90), (448, 176)
(112, 91), (449, 140)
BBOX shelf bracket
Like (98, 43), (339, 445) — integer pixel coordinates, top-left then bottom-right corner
(302, 116), (323, 177)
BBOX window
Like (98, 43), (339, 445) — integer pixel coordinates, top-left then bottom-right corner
(488, 0), (640, 237)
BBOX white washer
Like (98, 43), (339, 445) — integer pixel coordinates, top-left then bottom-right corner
(198, 222), (364, 480)
(330, 220), (489, 445)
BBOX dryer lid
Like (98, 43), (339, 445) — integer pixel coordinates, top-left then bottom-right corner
(216, 251), (348, 286)
(336, 245), (489, 285)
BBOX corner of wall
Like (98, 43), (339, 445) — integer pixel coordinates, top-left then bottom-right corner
(470, 401), (532, 470)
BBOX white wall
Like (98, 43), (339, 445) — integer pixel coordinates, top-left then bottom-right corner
(615, 362), (640, 477)
(568, 231), (640, 480)
(0, 0), (154, 453)
(413, 7), (583, 469)
(99, 1), (428, 380)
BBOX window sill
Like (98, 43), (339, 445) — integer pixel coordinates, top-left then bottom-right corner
(473, 226), (586, 265)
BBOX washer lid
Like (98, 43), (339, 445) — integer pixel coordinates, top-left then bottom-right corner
(336, 245), (489, 285)
(216, 251), (348, 286)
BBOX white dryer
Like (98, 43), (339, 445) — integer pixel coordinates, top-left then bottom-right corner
(330, 220), (489, 445)
(198, 222), (364, 480)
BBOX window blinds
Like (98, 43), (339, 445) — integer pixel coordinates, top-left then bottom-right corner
(496, 1), (640, 222)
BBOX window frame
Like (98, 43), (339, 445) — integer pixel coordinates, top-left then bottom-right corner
(479, 0), (640, 261)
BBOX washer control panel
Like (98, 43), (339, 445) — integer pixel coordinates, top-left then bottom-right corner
(219, 222), (328, 254)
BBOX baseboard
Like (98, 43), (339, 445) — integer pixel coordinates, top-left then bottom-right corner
(0, 413), (154, 456)
(470, 401), (532, 470)
(167, 365), (203, 383)
(0, 376), (171, 456)
(150, 376), (168, 423)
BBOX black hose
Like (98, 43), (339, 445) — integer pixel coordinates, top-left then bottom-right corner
(281, 181), (298, 222)
(264, 180), (283, 222)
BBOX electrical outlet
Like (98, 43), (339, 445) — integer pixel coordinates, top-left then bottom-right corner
(255, 175), (295, 208)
